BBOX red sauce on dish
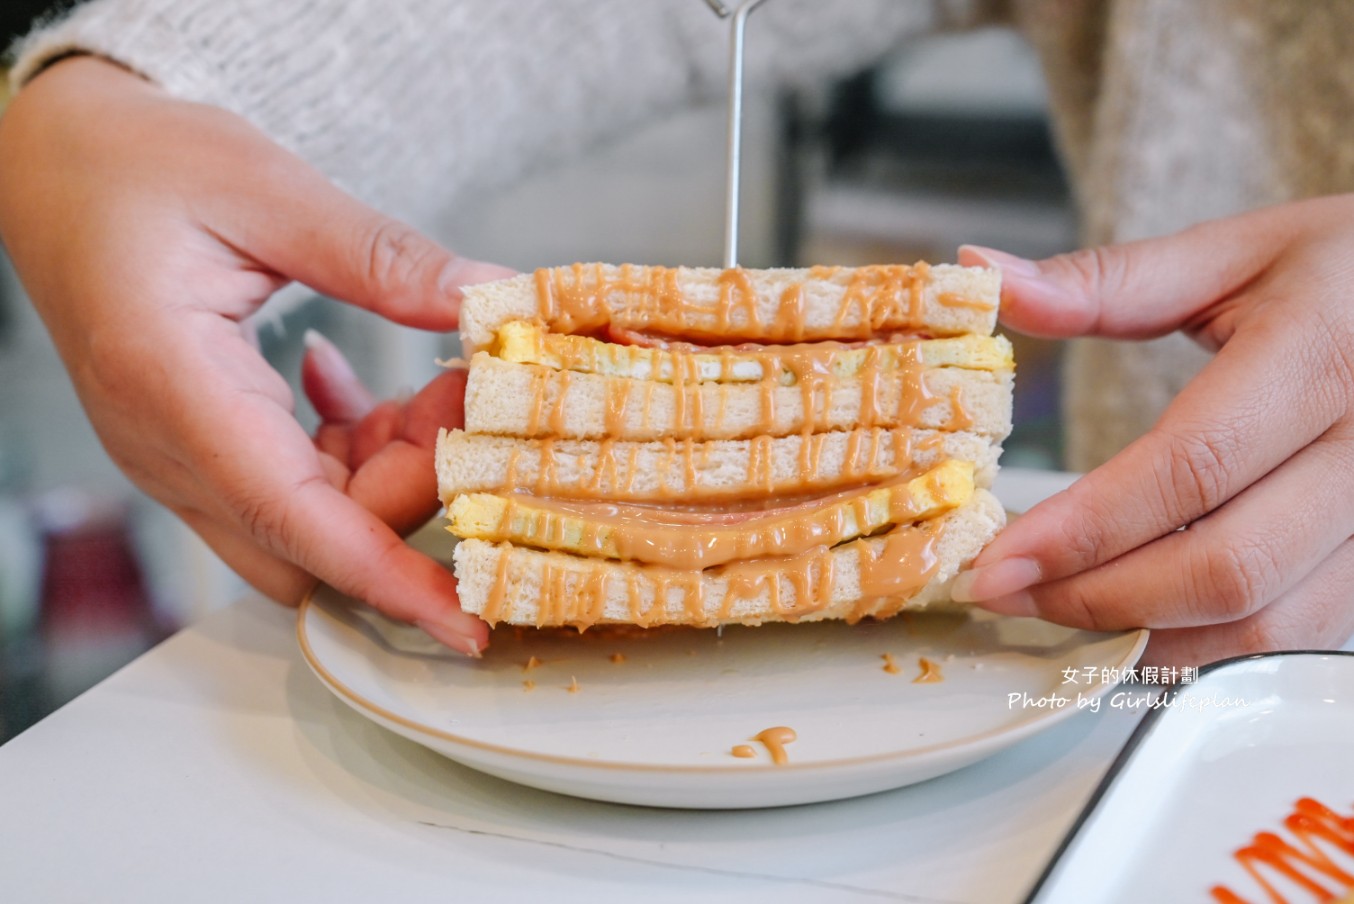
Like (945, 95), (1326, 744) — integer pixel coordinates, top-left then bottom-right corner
(1210, 798), (1354, 903)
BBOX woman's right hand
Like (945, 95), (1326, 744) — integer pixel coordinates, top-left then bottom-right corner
(0, 56), (512, 655)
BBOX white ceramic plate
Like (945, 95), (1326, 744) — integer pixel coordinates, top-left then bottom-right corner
(1025, 652), (1354, 903)
(299, 468), (1146, 810)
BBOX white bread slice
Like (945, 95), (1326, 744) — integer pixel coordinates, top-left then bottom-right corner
(464, 353), (1013, 441)
(460, 264), (999, 353)
(495, 320), (1014, 383)
(436, 427), (1002, 502)
(452, 489), (1005, 628)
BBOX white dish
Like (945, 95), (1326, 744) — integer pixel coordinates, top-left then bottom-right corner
(1024, 652), (1354, 903)
(298, 475), (1146, 809)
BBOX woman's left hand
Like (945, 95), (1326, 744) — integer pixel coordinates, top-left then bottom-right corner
(953, 195), (1354, 666)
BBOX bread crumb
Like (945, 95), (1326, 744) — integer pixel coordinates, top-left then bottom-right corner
(610, 652), (626, 664)
(567, 676), (580, 693)
(523, 655), (542, 672)
(522, 680), (535, 692)
(881, 653), (902, 675)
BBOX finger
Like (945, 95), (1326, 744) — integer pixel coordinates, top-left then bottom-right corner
(184, 375), (486, 654)
(344, 370), (468, 530)
(314, 423), (353, 466)
(178, 506), (317, 605)
(208, 140), (514, 329)
(302, 328), (376, 424)
(1140, 536), (1354, 669)
(958, 205), (1292, 340)
(953, 304), (1345, 602)
(399, 366), (468, 442)
(970, 426), (1354, 630)
(349, 401), (403, 469)
(182, 498), (478, 656)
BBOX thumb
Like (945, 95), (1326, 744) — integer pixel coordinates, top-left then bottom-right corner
(958, 211), (1284, 340)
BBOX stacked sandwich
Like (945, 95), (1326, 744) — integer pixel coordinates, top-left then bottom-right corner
(436, 263), (1012, 629)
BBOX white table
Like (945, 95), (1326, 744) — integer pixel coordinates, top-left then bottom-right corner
(0, 472), (1189, 903)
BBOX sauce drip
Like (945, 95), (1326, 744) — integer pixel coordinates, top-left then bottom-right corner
(731, 744), (757, 759)
(913, 656), (944, 684)
(1210, 798), (1354, 904)
(752, 726), (798, 765)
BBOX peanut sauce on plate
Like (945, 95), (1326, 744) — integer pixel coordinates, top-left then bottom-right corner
(913, 657), (944, 684)
(730, 727), (799, 765)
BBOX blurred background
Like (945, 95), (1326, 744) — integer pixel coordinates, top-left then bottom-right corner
(0, 7), (1076, 741)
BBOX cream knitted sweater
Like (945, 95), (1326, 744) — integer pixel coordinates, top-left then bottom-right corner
(12, 0), (1354, 469)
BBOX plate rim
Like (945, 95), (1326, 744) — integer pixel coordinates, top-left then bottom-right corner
(297, 589), (1150, 776)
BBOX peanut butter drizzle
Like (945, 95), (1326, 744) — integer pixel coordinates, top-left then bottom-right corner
(525, 368), (549, 437)
(773, 284), (807, 341)
(938, 291), (997, 312)
(535, 437), (558, 496)
(752, 726), (797, 766)
(503, 447), (522, 490)
(730, 744), (757, 759)
(913, 656), (943, 684)
(546, 370), (571, 435)
(489, 468), (940, 570)
(622, 444), (641, 496)
(851, 524), (943, 622)
(603, 379), (631, 437)
(720, 545), (836, 622)
(480, 516), (944, 629)
(946, 385), (973, 431)
(532, 262), (940, 343)
(482, 547), (514, 625)
(583, 438), (616, 495)
(506, 428), (914, 504)
(717, 268), (761, 334)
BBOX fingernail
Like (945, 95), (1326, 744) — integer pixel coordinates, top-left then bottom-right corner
(959, 245), (1042, 279)
(974, 590), (1040, 618)
(417, 619), (483, 658)
(950, 557), (1042, 603)
(304, 328), (362, 385)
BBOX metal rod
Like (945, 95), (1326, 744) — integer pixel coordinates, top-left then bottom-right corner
(720, 0), (769, 269)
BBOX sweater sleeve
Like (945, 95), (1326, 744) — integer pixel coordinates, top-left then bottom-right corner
(8, 0), (995, 230)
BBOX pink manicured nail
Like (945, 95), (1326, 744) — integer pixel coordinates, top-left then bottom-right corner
(950, 557), (1042, 603)
(974, 590), (1040, 618)
(304, 328), (376, 421)
(959, 245), (1041, 279)
(418, 619), (483, 658)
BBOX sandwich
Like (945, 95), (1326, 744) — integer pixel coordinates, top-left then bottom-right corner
(437, 262), (1012, 629)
